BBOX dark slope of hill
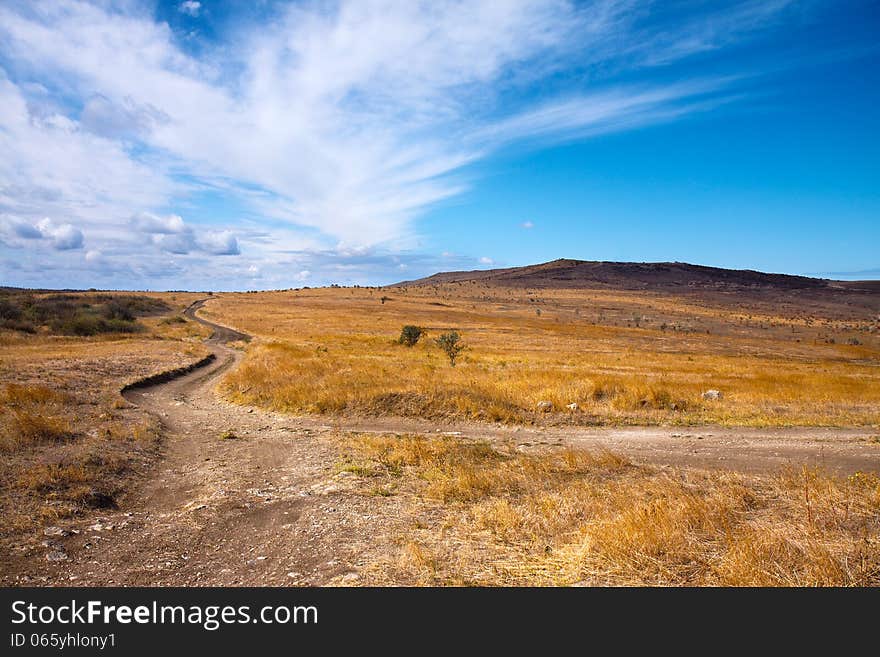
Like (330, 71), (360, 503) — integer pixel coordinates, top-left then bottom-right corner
(395, 258), (863, 291)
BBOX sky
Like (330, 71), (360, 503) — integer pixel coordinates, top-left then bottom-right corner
(0, 0), (878, 290)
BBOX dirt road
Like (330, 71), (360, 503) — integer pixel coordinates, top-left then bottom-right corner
(7, 300), (879, 585)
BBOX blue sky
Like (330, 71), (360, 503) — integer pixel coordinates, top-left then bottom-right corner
(0, 1), (878, 290)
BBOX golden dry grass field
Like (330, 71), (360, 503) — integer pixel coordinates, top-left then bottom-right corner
(206, 281), (879, 584)
(2, 280), (879, 587)
(334, 433), (880, 585)
(0, 291), (210, 538)
(212, 283), (880, 427)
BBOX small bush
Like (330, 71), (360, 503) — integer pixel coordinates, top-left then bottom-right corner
(435, 331), (465, 367)
(398, 325), (424, 347)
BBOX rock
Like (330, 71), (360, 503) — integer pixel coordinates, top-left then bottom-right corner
(46, 550), (69, 562)
(43, 526), (67, 537)
(536, 401), (554, 412)
(566, 402), (578, 411)
(702, 389), (723, 401)
(340, 572), (360, 584)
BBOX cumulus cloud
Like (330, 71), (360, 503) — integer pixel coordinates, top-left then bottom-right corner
(42, 221), (84, 250)
(178, 2), (201, 18)
(201, 230), (240, 256)
(151, 232), (195, 255)
(3, 215), (43, 239)
(130, 212), (239, 256)
(0, 215), (84, 250)
(131, 212), (188, 235)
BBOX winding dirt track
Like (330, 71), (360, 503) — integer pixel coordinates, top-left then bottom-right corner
(12, 299), (880, 585)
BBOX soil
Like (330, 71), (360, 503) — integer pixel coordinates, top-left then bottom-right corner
(4, 299), (878, 586)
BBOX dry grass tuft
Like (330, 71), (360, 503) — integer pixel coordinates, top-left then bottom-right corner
(0, 384), (74, 450)
(340, 433), (880, 586)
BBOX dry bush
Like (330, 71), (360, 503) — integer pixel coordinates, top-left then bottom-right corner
(341, 433), (880, 586)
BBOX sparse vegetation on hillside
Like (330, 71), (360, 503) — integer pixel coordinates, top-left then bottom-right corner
(0, 291), (169, 335)
(215, 286), (880, 426)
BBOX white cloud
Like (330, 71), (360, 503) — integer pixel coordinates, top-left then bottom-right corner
(0, 70), (177, 250)
(130, 212), (239, 256)
(201, 230), (240, 256)
(521, 221), (534, 229)
(178, 2), (201, 18)
(79, 94), (167, 140)
(3, 215), (43, 239)
(0, 1), (796, 287)
(478, 256), (494, 265)
(152, 232), (195, 255)
(131, 212), (187, 234)
(42, 221), (84, 250)
(0, 215), (84, 250)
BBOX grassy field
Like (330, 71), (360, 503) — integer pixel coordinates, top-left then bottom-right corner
(0, 292), (210, 538)
(211, 285), (880, 427)
(334, 432), (880, 586)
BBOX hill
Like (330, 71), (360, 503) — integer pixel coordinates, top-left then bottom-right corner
(396, 258), (877, 292)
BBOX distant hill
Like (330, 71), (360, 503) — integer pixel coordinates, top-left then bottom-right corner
(395, 258), (878, 292)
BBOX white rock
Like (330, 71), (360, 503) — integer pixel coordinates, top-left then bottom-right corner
(566, 402), (578, 411)
(701, 389), (723, 401)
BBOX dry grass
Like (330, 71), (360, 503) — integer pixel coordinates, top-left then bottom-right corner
(338, 433), (880, 586)
(0, 384), (74, 450)
(0, 291), (210, 539)
(213, 286), (880, 426)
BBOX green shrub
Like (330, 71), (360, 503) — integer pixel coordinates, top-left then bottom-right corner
(398, 325), (424, 346)
(435, 331), (465, 367)
(0, 292), (165, 335)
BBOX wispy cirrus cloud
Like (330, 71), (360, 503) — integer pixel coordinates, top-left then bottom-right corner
(0, 0), (799, 288)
